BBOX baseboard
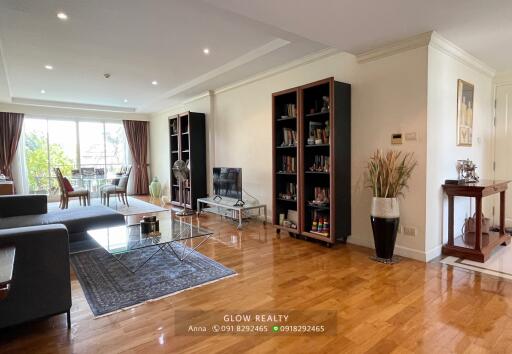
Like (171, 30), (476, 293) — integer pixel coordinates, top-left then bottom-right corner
(425, 244), (443, 262)
(347, 235), (428, 262)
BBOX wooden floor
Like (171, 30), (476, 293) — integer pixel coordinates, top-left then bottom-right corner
(2, 199), (512, 353)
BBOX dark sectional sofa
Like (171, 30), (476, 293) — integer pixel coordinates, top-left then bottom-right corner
(0, 194), (125, 329)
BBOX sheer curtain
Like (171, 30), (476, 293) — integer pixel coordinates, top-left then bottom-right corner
(11, 127), (29, 194)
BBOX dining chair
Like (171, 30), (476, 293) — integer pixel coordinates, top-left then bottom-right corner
(101, 166), (131, 207)
(54, 168), (90, 209)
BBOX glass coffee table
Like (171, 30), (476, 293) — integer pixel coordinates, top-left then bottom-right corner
(87, 218), (213, 273)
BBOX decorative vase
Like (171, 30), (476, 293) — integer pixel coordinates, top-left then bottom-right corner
(149, 177), (162, 198)
(370, 197), (399, 261)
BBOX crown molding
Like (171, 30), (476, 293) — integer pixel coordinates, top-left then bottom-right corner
(429, 31), (496, 78)
(11, 97), (137, 113)
(356, 32), (433, 63)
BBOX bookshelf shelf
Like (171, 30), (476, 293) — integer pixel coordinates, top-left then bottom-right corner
(272, 77), (351, 245)
(305, 111), (329, 118)
(277, 198), (297, 203)
(305, 144), (329, 148)
(276, 117), (297, 122)
(168, 112), (206, 209)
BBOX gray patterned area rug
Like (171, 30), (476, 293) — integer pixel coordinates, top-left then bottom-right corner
(71, 245), (236, 317)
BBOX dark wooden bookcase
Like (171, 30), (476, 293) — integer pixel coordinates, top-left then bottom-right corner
(169, 112), (207, 210)
(272, 77), (351, 245)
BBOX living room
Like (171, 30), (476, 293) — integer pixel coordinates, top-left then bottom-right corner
(1, 1), (512, 353)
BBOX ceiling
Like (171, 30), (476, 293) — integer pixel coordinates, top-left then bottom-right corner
(0, 0), (510, 113)
(207, 0), (512, 72)
(0, 0), (326, 112)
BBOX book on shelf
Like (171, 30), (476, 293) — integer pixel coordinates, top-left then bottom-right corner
(281, 128), (297, 146)
(282, 103), (296, 118)
(309, 155), (330, 172)
(280, 156), (296, 173)
(278, 182), (297, 200)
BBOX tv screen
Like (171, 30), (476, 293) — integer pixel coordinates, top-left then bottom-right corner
(213, 167), (242, 200)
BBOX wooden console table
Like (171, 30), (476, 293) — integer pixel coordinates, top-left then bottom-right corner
(442, 180), (511, 262)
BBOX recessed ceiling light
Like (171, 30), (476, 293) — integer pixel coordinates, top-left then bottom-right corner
(57, 12), (68, 20)
(203, 48), (210, 55)
(123, 99), (128, 103)
(44, 65), (53, 70)
(40, 89), (46, 94)
(151, 80), (158, 86)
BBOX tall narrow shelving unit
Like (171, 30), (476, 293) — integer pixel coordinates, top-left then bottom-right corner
(272, 88), (300, 234)
(169, 112), (207, 210)
(272, 77), (351, 245)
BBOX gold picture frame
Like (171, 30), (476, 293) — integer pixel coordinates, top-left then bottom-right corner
(456, 79), (474, 146)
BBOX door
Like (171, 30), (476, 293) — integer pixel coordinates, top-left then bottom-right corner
(494, 84), (512, 226)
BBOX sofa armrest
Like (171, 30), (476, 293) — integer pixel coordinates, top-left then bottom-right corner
(0, 224), (71, 329)
(0, 195), (48, 217)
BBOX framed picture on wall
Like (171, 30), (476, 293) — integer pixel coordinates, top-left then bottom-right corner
(456, 79), (474, 146)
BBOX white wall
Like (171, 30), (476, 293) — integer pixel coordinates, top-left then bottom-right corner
(351, 47), (429, 260)
(425, 46), (494, 260)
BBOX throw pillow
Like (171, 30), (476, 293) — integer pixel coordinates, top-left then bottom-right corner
(62, 177), (74, 192)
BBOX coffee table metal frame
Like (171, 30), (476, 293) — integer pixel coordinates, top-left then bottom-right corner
(88, 221), (213, 274)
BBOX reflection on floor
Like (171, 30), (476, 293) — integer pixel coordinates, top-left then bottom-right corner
(442, 244), (512, 280)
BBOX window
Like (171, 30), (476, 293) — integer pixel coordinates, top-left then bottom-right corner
(23, 117), (129, 199)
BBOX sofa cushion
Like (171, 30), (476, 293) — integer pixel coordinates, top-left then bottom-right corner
(44, 206), (125, 234)
(0, 206), (125, 240)
(62, 177), (74, 192)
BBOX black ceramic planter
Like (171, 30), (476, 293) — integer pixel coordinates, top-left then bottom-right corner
(370, 216), (399, 259)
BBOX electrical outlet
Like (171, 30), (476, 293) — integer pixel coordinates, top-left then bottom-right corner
(403, 226), (417, 237)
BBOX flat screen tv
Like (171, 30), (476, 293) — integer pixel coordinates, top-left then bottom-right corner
(213, 167), (242, 200)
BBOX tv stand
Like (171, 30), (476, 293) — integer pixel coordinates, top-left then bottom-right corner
(197, 196), (266, 229)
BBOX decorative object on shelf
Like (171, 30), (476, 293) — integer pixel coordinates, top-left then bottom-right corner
(170, 120), (178, 135)
(172, 160), (194, 216)
(321, 96), (329, 112)
(309, 155), (329, 172)
(0, 174), (5, 182)
(366, 150), (417, 263)
(309, 187), (329, 207)
(278, 182), (297, 200)
(456, 79), (474, 146)
(456, 158), (479, 183)
(308, 121), (329, 145)
(149, 177), (162, 198)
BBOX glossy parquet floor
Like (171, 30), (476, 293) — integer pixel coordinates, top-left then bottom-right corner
(1, 199), (512, 353)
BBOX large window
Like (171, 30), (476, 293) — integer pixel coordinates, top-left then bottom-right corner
(23, 117), (128, 197)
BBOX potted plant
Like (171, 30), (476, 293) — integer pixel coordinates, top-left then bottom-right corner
(366, 150), (417, 262)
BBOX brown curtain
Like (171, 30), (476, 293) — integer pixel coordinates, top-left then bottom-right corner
(123, 120), (149, 195)
(0, 112), (24, 180)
